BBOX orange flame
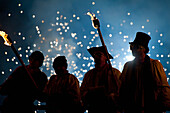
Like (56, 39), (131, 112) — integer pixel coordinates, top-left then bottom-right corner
(87, 12), (98, 29)
(87, 12), (95, 20)
(0, 31), (12, 46)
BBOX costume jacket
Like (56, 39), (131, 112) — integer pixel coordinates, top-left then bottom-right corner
(119, 55), (170, 112)
(0, 65), (48, 113)
(80, 64), (121, 113)
(44, 71), (82, 113)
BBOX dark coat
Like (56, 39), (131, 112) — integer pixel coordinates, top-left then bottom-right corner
(119, 56), (170, 113)
(0, 66), (48, 113)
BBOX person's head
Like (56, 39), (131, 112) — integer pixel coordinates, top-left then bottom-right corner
(53, 56), (68, 74)
(87, 46), (113, 65)
(129, 32), (151, 58)
(29, 51), (44, 68)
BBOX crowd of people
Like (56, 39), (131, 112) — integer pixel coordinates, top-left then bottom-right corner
(0, 32), (170, 113)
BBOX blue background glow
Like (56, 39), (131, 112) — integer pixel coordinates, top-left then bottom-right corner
(0, 0), (170, 112)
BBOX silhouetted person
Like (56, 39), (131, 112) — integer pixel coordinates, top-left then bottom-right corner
(119, 32), (170, 113)
(43, 56), (82, 113)
(0, 51), (48, 113)
(80, 46), (121, 113)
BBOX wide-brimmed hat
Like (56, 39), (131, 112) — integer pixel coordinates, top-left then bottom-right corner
(87, 46), (113, 59)
(129, 32), (151, 51)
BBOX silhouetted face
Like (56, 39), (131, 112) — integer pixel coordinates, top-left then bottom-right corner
(55, 66), (66, 75)
(29, 59), (43, 69)
(93, 51), (107, 64)
(130, 44), (146, 58)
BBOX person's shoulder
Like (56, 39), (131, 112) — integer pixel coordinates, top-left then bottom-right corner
(15, 65), (33, 72)
(48, 75), (56, 81)
(83, 68), (95, 76)
(15, 66), (24, 70)
(41, 71), (47, 77)
(50, 74), (56, 78)
(126, 60), (134, 64)
(86, 68), (95, 73)
(11, 66), (24, 74)
(122, 60), (134, 68)
(150, 58), (162, 66)
(66, 73), (79, 83)
(150, 58), (159, 62)
(112, 67), (121, 73)
(68, 73), (78, 79)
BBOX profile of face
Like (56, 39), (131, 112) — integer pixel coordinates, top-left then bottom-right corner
(93, 51), (107, 64)
(130, 44), (146, 58)
(29, 59), (43, 69)
(29, 51), (44, 69)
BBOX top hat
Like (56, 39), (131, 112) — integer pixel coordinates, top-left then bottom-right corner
(87, 46), (113, 59)
(129, 32), (151, 50)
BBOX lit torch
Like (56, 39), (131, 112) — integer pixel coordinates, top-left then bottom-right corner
(0, 31), (38, 89)
(0, 31), (12, 46)
(87, 12), (100, 29)
(87, 12), (119, 92)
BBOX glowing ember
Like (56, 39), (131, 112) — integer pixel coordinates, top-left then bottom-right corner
(0, 31), (12, 46)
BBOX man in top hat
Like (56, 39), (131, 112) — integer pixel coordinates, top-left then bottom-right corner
(119, 32), (170, 113)
(80, 46), (121, 113)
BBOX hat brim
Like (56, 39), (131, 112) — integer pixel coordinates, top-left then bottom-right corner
(88, 46), (113, 59)
(129, 42), (133, 44)
(129, 41), (142, 45)
(129, 41), (149, 52)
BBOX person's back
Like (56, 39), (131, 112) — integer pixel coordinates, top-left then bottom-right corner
(44, 56), (82, 113)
